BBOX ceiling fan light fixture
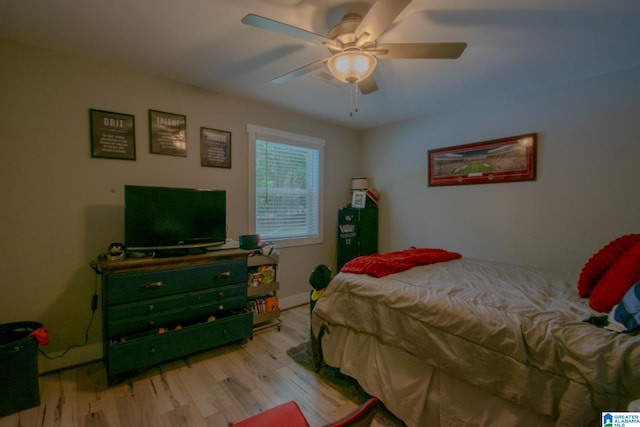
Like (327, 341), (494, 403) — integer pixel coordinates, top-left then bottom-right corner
(327, 51), (377, 84)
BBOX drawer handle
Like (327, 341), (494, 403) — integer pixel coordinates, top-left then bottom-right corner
(150, 347), (156, 354)
(216, 271), (231, 280)
(218, 291), (224, 298)
(143, 281), (164, 289)
(218, 304), (224, 311)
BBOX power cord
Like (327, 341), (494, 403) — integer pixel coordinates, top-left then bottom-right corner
(38, 261), (100, 359)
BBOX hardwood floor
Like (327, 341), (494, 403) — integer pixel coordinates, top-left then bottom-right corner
(0, 305), (393, 427)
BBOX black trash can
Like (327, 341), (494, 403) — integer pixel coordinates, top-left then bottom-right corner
(0, 321), (42, 417)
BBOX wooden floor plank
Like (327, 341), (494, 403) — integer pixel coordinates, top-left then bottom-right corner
(152, 367), (192, 412)
(114, 380), (166, 427)
(83, 410), (112, 427)
(174, 363), (223, 420)
(207, 352), (279, 416)
(37, 370), (78, 427)
(77, 364), (120, 427)
(160, 403), (208, 427)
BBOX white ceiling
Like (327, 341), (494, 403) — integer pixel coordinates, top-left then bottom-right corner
(2, 0), (640, 130)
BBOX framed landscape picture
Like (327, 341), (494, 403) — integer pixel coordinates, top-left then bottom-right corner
(428, 133), (537, 186)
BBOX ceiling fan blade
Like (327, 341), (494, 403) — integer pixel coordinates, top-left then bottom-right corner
(355, 0), (412, 41)
(358, 74), (379, 95)
(312, 71), (346, 87)
(271, 58), (328, 84)
(375, 43), (467, 59)
(242, 14), (338, 48)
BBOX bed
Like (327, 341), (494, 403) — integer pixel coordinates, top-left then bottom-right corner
(311, 247), (640, 427)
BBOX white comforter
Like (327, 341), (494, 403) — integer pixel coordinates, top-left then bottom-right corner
(312, 258), (640, 426)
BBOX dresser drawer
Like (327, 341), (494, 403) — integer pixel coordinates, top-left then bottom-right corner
(107, 284), (248, 337)
(108, 306), (184, 338)
(106, 260), (246, 305)
(107, 311), (252, 376)
(186, 284), (247, 311)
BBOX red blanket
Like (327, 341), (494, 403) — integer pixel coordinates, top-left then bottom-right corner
(341, 248), (462, 278)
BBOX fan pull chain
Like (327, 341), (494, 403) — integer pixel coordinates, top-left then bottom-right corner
(354, 83), (359, 115)
(349, 83), (354, 116)
(349, 82), (359, 117)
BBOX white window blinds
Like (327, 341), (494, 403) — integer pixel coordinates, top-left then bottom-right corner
(247, 125), (324, 246)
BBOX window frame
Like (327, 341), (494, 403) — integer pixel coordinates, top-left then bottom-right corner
(247, 124), (325, 248)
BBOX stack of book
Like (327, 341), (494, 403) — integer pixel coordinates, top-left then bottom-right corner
(249, 295), (279, 315)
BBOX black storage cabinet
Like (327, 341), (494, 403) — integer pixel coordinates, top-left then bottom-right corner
(0, 321), (42, 416)
(337, 207), (378, 271)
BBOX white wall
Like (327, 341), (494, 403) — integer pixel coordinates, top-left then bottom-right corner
(360, 66), (640, 274)
(0, 39), (359, 372)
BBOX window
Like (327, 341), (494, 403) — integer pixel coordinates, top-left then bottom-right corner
(247, 124), (324, 247)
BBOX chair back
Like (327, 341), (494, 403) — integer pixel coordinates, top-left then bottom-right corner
(323, 397), (379, 427)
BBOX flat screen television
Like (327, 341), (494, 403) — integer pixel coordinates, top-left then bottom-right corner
(124, 185), (226, 253)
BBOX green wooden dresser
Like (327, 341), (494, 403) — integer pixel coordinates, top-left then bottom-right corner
(99, 249), (252, 385)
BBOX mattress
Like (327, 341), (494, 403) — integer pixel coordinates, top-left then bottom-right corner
(311, 258), (640, 426)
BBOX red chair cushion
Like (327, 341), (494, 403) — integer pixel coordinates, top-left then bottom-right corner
(231, 401), (310, 427)
(577, 234), (640, 298)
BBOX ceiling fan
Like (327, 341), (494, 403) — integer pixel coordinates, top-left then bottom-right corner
(241, 0), (467, 95)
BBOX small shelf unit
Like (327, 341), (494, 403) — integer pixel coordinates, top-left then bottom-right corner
(247, 253), (281, 332)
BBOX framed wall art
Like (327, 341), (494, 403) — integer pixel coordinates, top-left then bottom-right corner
(200, 127), (231, 168)
(428, 133), (537, 186)
(89, 109), (136, 160)
(351, 190), (367, 208)
(149, 109), (187, 156)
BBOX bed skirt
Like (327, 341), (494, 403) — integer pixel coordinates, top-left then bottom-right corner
(320, 324), (562, 427)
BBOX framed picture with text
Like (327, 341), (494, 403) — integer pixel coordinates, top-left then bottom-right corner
(200, 127), (231, 168)
(149, 109), (187, 156)
(89, 109), (136, 160)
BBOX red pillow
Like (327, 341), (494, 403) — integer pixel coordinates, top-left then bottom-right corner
(577, 234), (640, 298)
(589, 242), (640, 313)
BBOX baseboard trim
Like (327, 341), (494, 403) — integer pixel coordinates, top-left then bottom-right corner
(38, 341), (103, 374)
(279, 292), (309, 310)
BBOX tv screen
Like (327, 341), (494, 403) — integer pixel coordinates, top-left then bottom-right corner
(124, 185), (226, 252)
